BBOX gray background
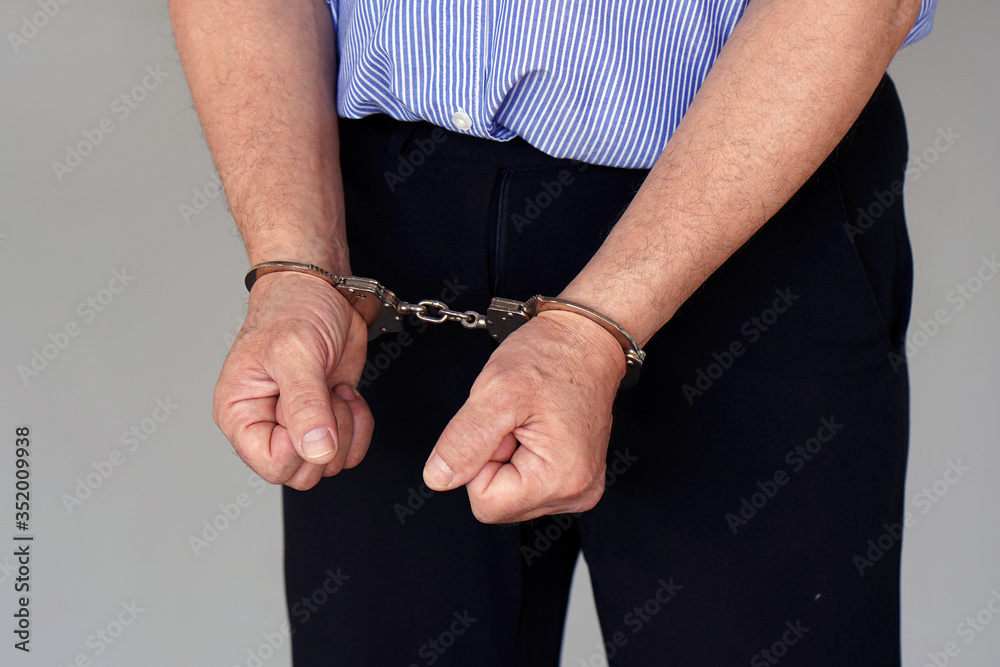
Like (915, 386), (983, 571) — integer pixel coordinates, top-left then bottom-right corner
(0, 1), (996, 665)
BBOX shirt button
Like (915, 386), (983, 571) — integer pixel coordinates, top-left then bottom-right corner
(451, 110), (473, 131)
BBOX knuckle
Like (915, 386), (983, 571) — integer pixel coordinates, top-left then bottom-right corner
(356, 410), (375, 442)
(562, 464), (603, 499)
(258, 468), (288, 486)
(212, 384), (235, 429)
(333, 403), (355, 435)
(323, 458), (346, 477)
(562, 476), (590, 499)
(284, 478), (313, 491)
(212, 396), (241, 436)
(469, 499), (501, 525)
(565, 491), (602, 515)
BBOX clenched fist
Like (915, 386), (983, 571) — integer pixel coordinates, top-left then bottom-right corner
(213, 271), (374, 490)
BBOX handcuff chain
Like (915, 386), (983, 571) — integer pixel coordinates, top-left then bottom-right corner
(398, 299), (487, 330)
(243, 262), (643, 389)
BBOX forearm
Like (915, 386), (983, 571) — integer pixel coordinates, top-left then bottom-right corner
(560, 0), (920, 348)
(169, 0), (349, 272)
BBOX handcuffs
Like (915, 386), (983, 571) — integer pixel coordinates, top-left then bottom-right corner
(245, 261), (646, 389)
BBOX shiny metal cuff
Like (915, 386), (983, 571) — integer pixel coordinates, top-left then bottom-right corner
(526, 296), (645, 389)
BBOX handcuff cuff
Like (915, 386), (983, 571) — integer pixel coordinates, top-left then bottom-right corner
(245, 261), (646, 390)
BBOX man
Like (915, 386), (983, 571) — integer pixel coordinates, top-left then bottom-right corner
(171, 0), (936, 664)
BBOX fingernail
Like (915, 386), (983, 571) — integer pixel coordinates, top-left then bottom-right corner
(335, 384), (358, 401)
(302, 427), (336, 459)
(424, 452), (454, 489)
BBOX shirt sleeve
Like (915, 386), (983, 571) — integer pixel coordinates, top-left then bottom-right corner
(901, 0), (937, 48)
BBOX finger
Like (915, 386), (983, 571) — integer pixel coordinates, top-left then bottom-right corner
(465, 432), (525, 488)
(330, 384), (375, 471)
(461, 431), (519, 489)
(272, 364), (340, 465)
(284, 459), (326, 491)
(332, 387), (355, 459)
(317, 386), (355, 476)
(466, 442), (543, 522)
(467, 442), (604, 523)
(424, 394), (519, 492)
(238, 420), (304, 484)
(492, 431), (519, 463)
(214, 378), (303, 484)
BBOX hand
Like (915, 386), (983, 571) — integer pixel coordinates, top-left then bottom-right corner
(213, 272), (374, 490)
(423, 309), (626, 523)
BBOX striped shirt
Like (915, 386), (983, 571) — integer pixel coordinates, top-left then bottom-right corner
(328, 0), (936, 169)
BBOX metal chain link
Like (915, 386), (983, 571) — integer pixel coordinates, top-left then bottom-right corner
(397, 300), (487, 329)
(243, 263), (644, 389)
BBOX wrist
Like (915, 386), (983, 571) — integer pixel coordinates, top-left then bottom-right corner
(530, 296), (644, 389)
(534, 308), (625, 375)
(249, 268), (342, 297)
(245, 244), (351, 278)
(557, 276), (667, 350)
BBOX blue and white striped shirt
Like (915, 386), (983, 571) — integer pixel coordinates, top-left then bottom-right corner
(328, 0), (936, 169)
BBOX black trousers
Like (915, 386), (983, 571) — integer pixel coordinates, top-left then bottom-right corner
(283, 76), (913, 666)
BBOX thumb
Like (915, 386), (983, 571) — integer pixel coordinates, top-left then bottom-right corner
(274, 364), (339, 465)
(424, 398), (516, 491)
